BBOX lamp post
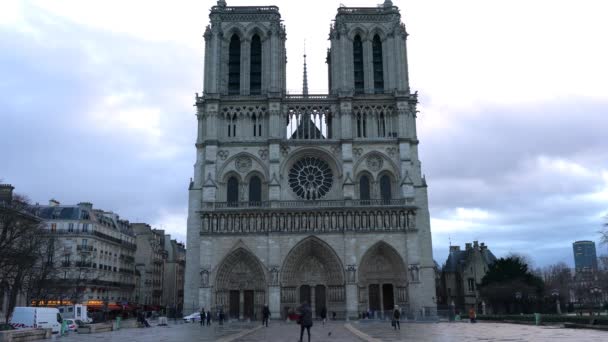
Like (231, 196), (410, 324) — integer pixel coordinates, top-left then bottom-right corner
(515, 291), (522, 314)
(551, 289), (561, 315)
(590, 287), (602, 316)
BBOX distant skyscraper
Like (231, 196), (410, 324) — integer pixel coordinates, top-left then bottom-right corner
(572, 240), (597, 272)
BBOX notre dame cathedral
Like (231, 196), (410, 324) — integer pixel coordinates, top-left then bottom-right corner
(184, 0), (436, 320)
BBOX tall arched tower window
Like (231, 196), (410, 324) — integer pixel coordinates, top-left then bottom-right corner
(227, 176), (239, 205)
(380, 175), (392, 201)
(249, 176), (262, 205)
(228, 34), (241, 95)
(353, 35), (364, 94)
(372, 34), (384, 93)
(250, 34), (262, 95)
(360, 175), (370, 201)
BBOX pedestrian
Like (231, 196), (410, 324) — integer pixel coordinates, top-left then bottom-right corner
(320, 307), (327, 325)
(262, 304), (270, 327)
(200, 308), (205, 326)
(468, 307), (476, 323)
(297, 301), (313, 342)
(392, 305), (400, 330)
(206, 310), (211, 326)
(219, 308), (225, 325)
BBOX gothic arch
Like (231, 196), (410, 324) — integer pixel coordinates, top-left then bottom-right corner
(353, 151), (399, 180)
(281, 236), (345, 286)
(368, 26), (388, 41)
(348, 26), (369, 41)
(280, 147), (343, 180)
(357, 241), (409, 311)
(215, 247), (267, 291)
(218, 152), (269, 180)
(358, 241), (407, 286)
(222, 24), (246, 42)
(245, 23), (269, 41)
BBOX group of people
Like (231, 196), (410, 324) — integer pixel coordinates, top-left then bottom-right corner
(198, 308), (218, 326)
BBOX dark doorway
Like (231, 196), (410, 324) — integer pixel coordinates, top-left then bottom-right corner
(369, 284), (380, 311)
(299, 285), (311, 305)
(229, 290), (240, 319)
(315, 285), (326, 317)
(244, 290), (254, 320)
(382, 284), (394, 310)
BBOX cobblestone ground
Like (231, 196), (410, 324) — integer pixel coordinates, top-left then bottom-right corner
(352, 321), (608, 341)
(49, 320), (608, 341)
(237, 321), (363, 342)
(51, 321), (257, 342)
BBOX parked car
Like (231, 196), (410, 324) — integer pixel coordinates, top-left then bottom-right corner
(183, 312), (201, 323)
(64, 319), (78, 332)
(0, 323), (15, 331)
(10, 307), (62, 333)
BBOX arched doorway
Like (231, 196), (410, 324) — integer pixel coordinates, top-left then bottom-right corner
(281, 237), (345, 318)
(215, 248), (266, 320)
(358, 241), (408, 318)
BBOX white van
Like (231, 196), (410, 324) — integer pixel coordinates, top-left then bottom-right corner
(10, 307), (62, 333)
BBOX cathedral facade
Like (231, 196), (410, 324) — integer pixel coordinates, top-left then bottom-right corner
(184, 0), (436, 320)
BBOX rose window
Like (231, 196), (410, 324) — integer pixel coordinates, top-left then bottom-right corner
(288, 157), (333, 200)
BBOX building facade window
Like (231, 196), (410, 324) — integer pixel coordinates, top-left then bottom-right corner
(228, 34), (241, 94)
(68, 223), (74, 232)
(82, 223), (88, 232)
(372, 34), (384, 93)
(227, 177), (239, 204)
(250, 34), (262, 95)
(50, 223), (57, 232)
(467, 278), (475, 292)
(248, 176), (262, 204)
(359, 175), (370, 200)
(380, 175), (392, 200)
(353, 35), (364, 94)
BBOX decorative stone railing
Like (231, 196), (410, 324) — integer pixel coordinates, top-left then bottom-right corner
(200, 204), (416, 235)
(202, 198), (414, 210)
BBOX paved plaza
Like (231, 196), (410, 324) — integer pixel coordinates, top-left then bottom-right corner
(50, 321), (608, 342)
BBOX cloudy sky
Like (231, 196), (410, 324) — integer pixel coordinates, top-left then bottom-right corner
(1, 0), (607, 267)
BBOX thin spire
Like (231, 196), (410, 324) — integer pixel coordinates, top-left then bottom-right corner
(302, 39), (309, 96)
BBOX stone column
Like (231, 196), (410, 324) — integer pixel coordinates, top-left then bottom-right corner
(239, 290), (244, 320)
(379, 284), (384, 319)
(241, 39), (251, 95)
(311, 286), (316, 319)
(345, 265), (358, 320)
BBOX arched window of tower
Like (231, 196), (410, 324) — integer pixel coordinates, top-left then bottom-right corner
(353, 35), (364, 94)
(228, 34), (241, 95)
(372, 34), (384, 93)
(250, 34), (262, 95)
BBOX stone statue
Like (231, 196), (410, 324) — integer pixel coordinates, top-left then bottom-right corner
(201, 269), (210, 287)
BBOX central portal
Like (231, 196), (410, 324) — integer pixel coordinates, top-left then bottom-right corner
(281, 237), (346, 318)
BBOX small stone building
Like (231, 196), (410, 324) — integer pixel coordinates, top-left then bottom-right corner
(441, 241), (496, 312)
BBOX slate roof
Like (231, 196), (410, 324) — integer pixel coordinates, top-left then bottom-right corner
(443, 246), (497, 273)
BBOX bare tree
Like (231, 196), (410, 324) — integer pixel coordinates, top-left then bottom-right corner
(0, 194), (46, 323)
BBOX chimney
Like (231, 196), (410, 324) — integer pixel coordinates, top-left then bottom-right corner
(49, 199), (60, 206)
(473, 241), (479, 249)
(450, 246), (461, 253)
(480, 242), (487, 250)
(0, 184), (15, 204)
(465, 243), (472, 251)
(78, 202), (93, 210)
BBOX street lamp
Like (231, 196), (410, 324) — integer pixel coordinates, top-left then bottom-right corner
(515, 291), (522, 314)
(551, 289), (561, 315)
(590, 287), (602, 316)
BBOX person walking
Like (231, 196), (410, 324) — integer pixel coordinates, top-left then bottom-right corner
(298, 301), (313, 342)
(468, 307), (476, 323)
(262, 304), (270, 327)
(206, 309), (211, 326)
(200, 308), (205, 326)
(320, 307), (327, 325)
(219, 308), (225, 325)
(392, 305), (401, 330)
